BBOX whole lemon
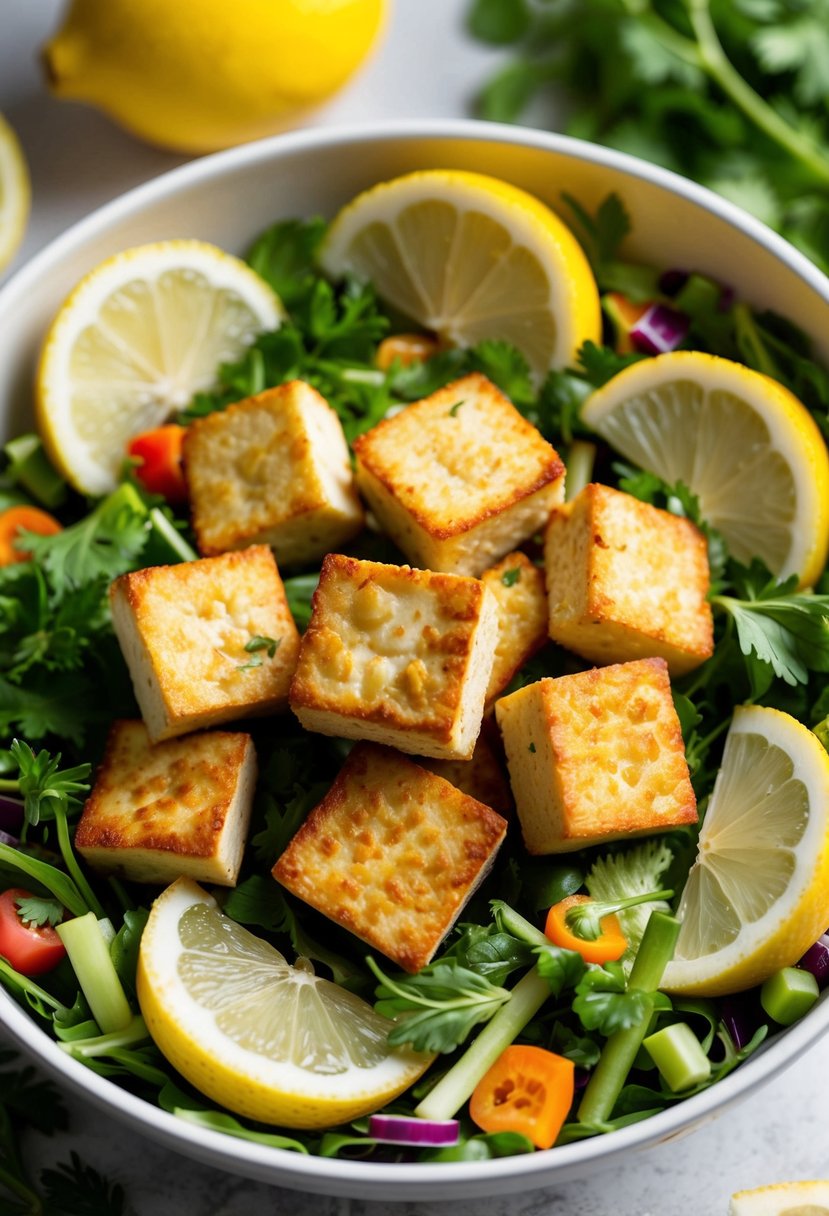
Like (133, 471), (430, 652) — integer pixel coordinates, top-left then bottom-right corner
(42, 0), (387, 153)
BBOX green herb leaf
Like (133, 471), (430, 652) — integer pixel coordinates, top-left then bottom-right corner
(368, 956), (512, 1054)
(573, 963), (657, 1036)
(10, 740), (91, 828)
(14, 893), (64, 927)
(40, 1152), (127, 1216)
(501, 566), (521, 587)
(533, 943), (587, 996)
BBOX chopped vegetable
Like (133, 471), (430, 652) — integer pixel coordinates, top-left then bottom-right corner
(127, 424), (188, 503)
(0, 888), (66, 976)
(760, 966), (820, 1026)
(56, 912), (133, 1034)
(577, 912), (680, 1127)
(469, 1045), (575, 1149)
(798, 933), (829, 988)
(643, 1022), (711, 1093)
(545, 895), (627, 964)
(368, 1114), (460, 1147)
(629, 304), (690, 355)
(0, 505), (62, 565)
(375, 333), (442, 370)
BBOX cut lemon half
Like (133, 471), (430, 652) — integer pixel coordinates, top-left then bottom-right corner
(581, 351), (829, 586)
(319, 169), (601, 381)
(663, 705), (829, 997)
(137, 878), (431, 1129)
(0, 112), (30, 273)
(36, 241), (284, 495)
(730, 1180), (829, 1215)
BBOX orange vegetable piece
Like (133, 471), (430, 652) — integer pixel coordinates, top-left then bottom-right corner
(127, 424), (187, 504)
(545, 894), (628, 964)
(375, 333), (442, 371)
(469, 1045), (575, 1149)
(0, 505), (62, 565)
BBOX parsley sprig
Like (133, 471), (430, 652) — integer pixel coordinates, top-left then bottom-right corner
(0, 740), (91, 828)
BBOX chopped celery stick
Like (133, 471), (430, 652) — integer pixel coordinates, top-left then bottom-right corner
(4, 433), (67, 508)
(577, 912), (680, 1125)
(98, 917), (116, 946)
(760, 967), (819, 1026)
(57, 912), (133, 1033)
(565, 441), (596, 502)
(58, 1015), (148, 1059)
(146, 507), (197, 564)
(643, 1022), (711, 1092)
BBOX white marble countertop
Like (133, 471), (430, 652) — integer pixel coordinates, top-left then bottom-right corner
(2, 2), (829, 1212)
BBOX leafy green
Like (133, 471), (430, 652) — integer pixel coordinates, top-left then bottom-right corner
(40, 1153), (127, 1216)
(368, 956), (513, 1053)
(533, 943), (587, 996)
(444, 923), (534, 985)
(573, 963), (669, 1037)
(585, 840), (676, 962)
(564, 889), (673, 943)
(468, 0), (829, 272)
(14, 893), (64, 927)
(712, 561), (829, 686)
(5, 740), (91, 828)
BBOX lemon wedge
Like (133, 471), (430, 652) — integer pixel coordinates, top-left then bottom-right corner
(663, 705), (829, 997)
(0, 112), (30, 274)
(730, 1180), (829, 1215)
(36, 241), (284, 495)
(319, 169), (601, 381)
(581, 350), (829, 587)
(136, 878), (431, 1129)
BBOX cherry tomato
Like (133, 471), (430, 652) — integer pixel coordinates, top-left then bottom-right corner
(127, 424), (188, 504)
(0, 888), (66, 976)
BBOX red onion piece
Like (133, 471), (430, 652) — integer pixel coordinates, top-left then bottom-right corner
(369, 1114), (460, 1147)
(658, 269), (688, 296)
(798, 934), (829, 989)
(0, 796), (23, 834)
(720, 992), (763, 1051)
(630, 304), (690, 355)
(0, 829), (20, 848)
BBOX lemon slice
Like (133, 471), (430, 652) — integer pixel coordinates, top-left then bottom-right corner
(731, 1181), (829, 1215)
(319, 169), (601, 381)
(581, 350), (829, 587)
(137, 878), (431, 1128)
(36, 241), (284, 495)
(0, 112), (30, 273)
(663, 705), (829, 997)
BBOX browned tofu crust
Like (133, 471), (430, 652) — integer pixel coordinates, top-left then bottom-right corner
(353, 373), (565, 574)
(182, 380), (363, 562)
(272, 742), (507, 973)
(110, 545), (301, 741)
(289, 553), (498, 758)
(75, 721), (255, 885)
(546, 483), (714, 676)
(480, 551), (548, 710)
(422, 721), (514, 817)
(496, 657), (697, 854)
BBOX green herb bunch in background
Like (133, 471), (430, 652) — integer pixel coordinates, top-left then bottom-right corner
(468, 0), (829, 271)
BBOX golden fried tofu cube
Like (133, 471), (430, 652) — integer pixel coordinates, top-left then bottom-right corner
(545, 484), (713, 677)
(481, 551), (548, 711)
(183, 380), (364, 563)
(111, 545), (301, 743)
(422, 722), (513, 817)
(75, 721), (256, 885)
(290, 554), (498, 760)
(495, 658), (697, 854)
(353, 373), (565, 576)
(272, 743), (507, 972)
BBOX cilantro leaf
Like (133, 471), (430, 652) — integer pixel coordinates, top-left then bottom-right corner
(573, 963), (656, 1036)
(445, 923), (534, 985)
(245, 217), (327, 310)
(20, 485), (149, 595)
(467, 0), (531, 45)
(500, 566), (521, 587)
(533, 943), (587, 996)
(10, 739), (91, 827)
(368, 956), (512, 1054)
(14, 893), (64, 927)
(712, 561), (829, 686)
(40, 1152), (127, 1216)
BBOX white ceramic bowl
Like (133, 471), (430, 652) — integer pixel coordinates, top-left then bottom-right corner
(1, 120), (828, 1202)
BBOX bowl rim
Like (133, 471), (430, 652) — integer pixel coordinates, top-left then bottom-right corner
(2, 117), (828, 1195)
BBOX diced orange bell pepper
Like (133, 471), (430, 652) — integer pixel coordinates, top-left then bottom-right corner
(375, 332), (442, 370)
(0, 505), (62, 565)
(127, 424), (187, 504)
(469, 1045), (575, 1149)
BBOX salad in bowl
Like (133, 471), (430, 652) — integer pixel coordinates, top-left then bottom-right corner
(1, 131), (829, 1196)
